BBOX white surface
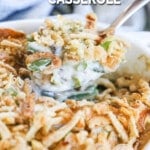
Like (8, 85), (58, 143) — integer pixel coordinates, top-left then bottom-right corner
(0, 15), (150, 149)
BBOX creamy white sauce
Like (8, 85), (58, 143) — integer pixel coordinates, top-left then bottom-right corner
(32, 61), (105, 92)
(28, 42), (50, 52)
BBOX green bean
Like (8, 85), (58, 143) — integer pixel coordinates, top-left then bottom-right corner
(42, 86), (98, 101)
(68, 86), (98, 100)
(28, 58), (51, 72)
(101, 41), (112, 51)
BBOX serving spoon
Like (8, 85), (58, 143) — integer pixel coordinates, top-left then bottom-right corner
(42, 0), (150, 101)
(99, 0), (150, 37)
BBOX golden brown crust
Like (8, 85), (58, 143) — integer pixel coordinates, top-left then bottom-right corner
(0, 28), (27, 71)
(138, 109), (150, 132)
(26, 52), (62, 68)
(19, 68), (31, 79)
(20, 93), (35, 120)
(0, 61), (17, 75)
(0, 28), (25, 40)
(85, 13), (97, 29)
(0, 15), (145, 150)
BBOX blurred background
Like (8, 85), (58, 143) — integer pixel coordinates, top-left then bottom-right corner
(0, 0), (150, 31)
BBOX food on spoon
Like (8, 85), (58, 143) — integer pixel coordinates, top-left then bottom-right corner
(26, 14), (127, 93)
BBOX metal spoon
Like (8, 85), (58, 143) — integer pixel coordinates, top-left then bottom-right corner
(99, 0), (150, 37)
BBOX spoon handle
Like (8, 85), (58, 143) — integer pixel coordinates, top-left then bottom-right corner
(110, 0), (150, 29)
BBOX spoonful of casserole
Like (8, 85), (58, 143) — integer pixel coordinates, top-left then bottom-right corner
(25, 14), (127, 100)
